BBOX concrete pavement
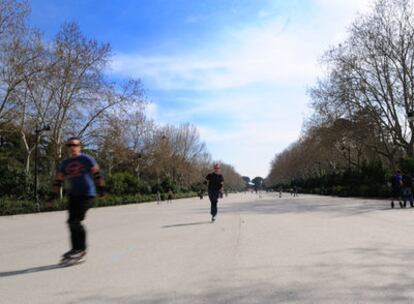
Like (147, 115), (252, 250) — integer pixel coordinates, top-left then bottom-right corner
(1, 193), (414, 303)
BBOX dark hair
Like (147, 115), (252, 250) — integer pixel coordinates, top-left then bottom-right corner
(66, 136), (81, 143)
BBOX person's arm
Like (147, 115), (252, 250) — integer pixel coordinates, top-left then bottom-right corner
(91, 164), (105, 196)
(48, 171), (65, 207)
(52, 171), (65, 196)
(219, 175), (224, 192)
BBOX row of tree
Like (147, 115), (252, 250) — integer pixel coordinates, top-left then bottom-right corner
(0, 0), (245, 201)
(266, 0), (414, 194)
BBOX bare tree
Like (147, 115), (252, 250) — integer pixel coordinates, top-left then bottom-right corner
(321, 0), (414, 157)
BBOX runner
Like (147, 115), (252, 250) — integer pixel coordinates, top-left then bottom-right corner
(205, 163), (224, 222)
(50, 137), (105, 263)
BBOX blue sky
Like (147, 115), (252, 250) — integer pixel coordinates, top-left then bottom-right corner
(29, 0), (372, 178)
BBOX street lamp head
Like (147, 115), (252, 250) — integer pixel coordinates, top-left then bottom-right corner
(407, 111), (414, 122)
(35, 125), (51, 133)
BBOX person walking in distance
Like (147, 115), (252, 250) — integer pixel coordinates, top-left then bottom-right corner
(205, 163), (224, 222)
(167, 189), (173, 204)
(50, 137), (105, 262)
(389, 170), (402, 209)
(401, 171), (413, 208)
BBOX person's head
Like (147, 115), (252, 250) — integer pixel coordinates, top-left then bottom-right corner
(396, 170), (401, 175)
(66, 137), (81, 158)
(213, 163), (221, 173)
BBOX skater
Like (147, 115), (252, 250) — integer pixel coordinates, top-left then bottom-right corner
(205, 163), (224, 222)
(401, 171), (413, 208)
(389, 170), (402, 208)
(50, 137), (105, 263)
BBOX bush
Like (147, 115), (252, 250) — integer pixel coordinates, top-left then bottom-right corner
(0, 197), (37, 215)
(286, 160), (393, 199)
(0, 168), (30, 199)
(400, 157), (414, 173)
(160, 175), (177, 193)
(107, 173), (151, 195)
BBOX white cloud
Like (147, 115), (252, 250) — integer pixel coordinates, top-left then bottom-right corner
(111, 1), (372, 92)
(145, 102), (159, 122)
(112, 21), (321, 91)
(110, 0), (374, 177)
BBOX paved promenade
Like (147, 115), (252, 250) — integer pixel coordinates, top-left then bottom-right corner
(1, 193), (414, 303)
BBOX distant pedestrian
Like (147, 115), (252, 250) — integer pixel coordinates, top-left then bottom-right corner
(198, 190), (204, 199)
(389, 170), (402, 209)
(205, 163), (224, 222)
(156, 191), (161, 204)
(167, 189), (173, 204)
(401, 172), (413, 208)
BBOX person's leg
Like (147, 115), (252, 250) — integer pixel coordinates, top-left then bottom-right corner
(408, 189), (413, 207)
(211, 200), (217, 217)
(208, 191), (218, 218)
(67, 196), (92, 252)
(78, 197), (93, 251)
(391, 189), (396, 204)
(66, 196), (77, 253)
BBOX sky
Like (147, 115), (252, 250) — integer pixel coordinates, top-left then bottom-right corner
(28, 0), (373, 178)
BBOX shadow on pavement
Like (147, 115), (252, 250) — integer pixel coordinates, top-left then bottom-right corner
(162, 221), (211, 228)
(0, 264), (63, 277)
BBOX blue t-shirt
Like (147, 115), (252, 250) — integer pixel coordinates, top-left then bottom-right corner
(390, 174), (402, 190)
(59, 154), (97, 196)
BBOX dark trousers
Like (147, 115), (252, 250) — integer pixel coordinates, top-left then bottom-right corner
(208, 190), (219, 217)
(67, 196), (93, 251)
(402, 187), (413, 207)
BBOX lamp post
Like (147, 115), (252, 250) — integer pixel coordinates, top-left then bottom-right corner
(407, 111), (414, 122)
(34, 125), (50, 212)
(407, 111), (414, 157)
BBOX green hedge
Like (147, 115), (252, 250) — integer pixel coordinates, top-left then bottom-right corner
(300, 184), (390, 198)
(284, 160), (392, 198)
(0, 192), (197, 216)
